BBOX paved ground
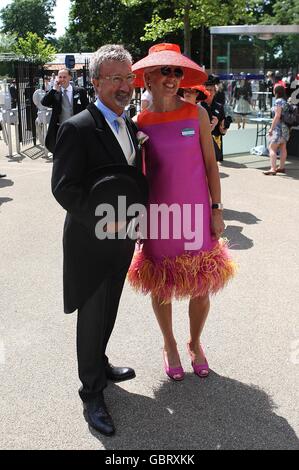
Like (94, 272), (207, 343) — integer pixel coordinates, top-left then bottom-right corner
(0, 135), (299, 450)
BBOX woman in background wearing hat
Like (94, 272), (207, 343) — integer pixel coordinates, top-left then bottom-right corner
(129, 44), (235, 381)
(201, 76), (231, 162)
(182, 84), (210, 105)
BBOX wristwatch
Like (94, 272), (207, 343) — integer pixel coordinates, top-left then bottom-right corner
(212, 203), (224, 210)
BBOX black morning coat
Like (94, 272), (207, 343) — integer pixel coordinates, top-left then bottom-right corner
(52, 103), (143, 313)
(41, 86), (89, 153)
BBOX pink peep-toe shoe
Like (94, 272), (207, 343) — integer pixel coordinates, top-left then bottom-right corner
(163, 349), (185, 381)
(187, 343), (209, 378)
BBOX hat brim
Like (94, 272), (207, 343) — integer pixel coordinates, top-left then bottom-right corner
(132, 50), (207, 88)
(87, 164), (148, 210)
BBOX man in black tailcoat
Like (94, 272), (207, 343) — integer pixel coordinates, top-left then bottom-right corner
(42, 68), (89, 153)
(51, 45), (148, 436)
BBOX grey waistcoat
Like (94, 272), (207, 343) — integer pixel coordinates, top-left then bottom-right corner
(59, 90), (73, 123)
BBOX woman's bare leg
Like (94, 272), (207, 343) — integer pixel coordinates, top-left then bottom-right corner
(236, 115), (241, 129)
(151, 296), (181, 367)
(268, 143), (279, 172)
(278, 142), (287, 169)
(188, 295), (210, 363)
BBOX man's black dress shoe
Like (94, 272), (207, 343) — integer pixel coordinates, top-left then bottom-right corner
(84, 394), (115, 436)
(105, 363), (136, 382)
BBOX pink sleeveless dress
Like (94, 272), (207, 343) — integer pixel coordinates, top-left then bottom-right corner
(128, 102), (235, 302)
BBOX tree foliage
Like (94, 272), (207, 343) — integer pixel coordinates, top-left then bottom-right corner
(0, 0), (56, 38)
(14, 32), (57, 64)
(124, 0), (251, 56)
(262, 0), (299, 24)
(54, 31), (92, 53)
(57, 0), (298, 70)
(0, 33), (17, 53)
(140, 0), (250, 38)
(247, 0), (299, 70)
(68, 0), (153, 59)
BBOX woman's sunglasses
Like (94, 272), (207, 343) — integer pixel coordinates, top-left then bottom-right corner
(160, 67), (184, 79)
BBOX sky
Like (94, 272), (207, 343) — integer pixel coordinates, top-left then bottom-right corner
(0, 0), (71, 37)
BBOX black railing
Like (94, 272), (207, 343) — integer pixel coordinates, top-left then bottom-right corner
(14, 60), (42, 146)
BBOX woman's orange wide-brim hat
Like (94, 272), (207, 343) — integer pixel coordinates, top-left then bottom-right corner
(182, 84), (211, 99)
(132, 43), (207, 88)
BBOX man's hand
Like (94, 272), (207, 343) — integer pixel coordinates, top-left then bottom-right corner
(104, 221), (127, 234)
(53, 79), (62, 92)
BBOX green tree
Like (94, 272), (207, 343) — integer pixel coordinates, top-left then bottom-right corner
(54, 31), (92, 53)
(124, 0), (251, 57)
(0, 0), (56, 38)
(68, 0), (153, 59)
(257, 0), (299, 71)
(0, 33), (17, 76)
(14, 32), (57, 64)
(262, 0), (299, 24)
(246, 0), (275, 23)
(0, 32), (17, 53)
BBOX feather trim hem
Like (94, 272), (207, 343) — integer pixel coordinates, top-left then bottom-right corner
(128, 239), (237, 303)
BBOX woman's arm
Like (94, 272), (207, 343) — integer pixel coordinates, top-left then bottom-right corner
(268, 105), (282, 135)
(198, 106), (225, 239)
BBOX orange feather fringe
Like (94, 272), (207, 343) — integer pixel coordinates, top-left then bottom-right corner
(128, 239), (236, 304)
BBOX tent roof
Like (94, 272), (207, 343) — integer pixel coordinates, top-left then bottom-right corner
(210, 24), (299, 37)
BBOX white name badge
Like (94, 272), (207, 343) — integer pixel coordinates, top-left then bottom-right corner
(181, 128), (195, 136)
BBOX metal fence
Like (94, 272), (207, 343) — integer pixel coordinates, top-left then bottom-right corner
(14, 60), (42, 147)
(82, 58), (95, 102)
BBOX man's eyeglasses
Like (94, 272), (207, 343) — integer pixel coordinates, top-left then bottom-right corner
(100, 73), (136, 86)
(160, 67), (184, 79)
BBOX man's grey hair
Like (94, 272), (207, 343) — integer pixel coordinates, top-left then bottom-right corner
(89, 44), (132, 79)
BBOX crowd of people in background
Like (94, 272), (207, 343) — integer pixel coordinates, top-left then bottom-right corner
(1, 64), (298, 172)
(4, 67), (298, 128)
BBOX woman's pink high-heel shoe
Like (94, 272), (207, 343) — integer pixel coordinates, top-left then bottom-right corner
(187, 343), (209, 378)
(163, 349), (185, 381)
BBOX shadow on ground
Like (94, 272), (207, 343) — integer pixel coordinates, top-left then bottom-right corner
(0, 178), (14, 189)
(0, 197), (13, 207)
(223, 225), (253, 250)
(3, 145), (50, 162)
(220, 160), (247, 169)
(222, 154), (299, 180)
(85, 373), (299, 450)
(222, 207), (259, 250)
(258, 167), (299, 180)
(223, 209), (261, 226)
(18, 145), (45, 161)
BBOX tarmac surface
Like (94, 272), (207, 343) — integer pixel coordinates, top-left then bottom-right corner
(0, 135), (299, 450)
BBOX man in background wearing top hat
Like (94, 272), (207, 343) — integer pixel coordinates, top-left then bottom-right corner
(52, 44), (147, 436)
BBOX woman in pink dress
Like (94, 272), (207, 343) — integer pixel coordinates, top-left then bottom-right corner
(128, 44), (236, 380)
